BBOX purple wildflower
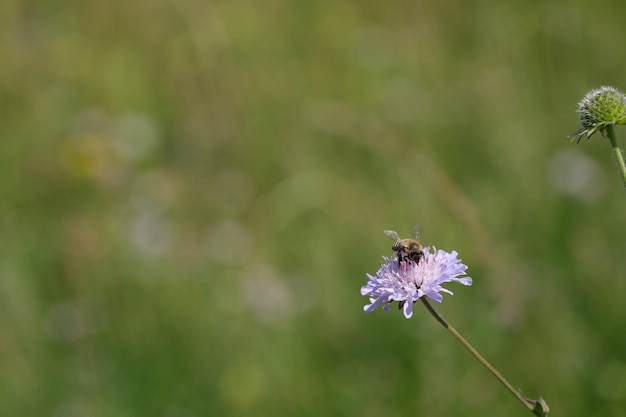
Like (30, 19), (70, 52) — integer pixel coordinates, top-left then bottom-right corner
(361, 247), (472, 319)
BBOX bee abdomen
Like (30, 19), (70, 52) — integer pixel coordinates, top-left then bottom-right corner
(391, 242), (404, 252)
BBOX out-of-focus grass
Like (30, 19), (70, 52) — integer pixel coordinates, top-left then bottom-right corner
(2, 1), (626, 416)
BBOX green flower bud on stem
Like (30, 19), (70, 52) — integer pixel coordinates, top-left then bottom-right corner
(570, 86), (626, 193)
(571, 86), (626, 143)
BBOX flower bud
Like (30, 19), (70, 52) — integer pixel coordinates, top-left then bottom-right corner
(571, 86), (626, 143)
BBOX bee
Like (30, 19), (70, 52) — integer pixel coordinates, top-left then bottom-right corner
(384, 225), (424, 264)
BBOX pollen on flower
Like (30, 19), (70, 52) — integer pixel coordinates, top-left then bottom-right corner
(571, 86), (626, 143)
(361, 247), (472, 319)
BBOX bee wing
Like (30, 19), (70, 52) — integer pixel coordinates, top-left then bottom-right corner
(383, 230), (401, 242)
(411, 224), (423, 242)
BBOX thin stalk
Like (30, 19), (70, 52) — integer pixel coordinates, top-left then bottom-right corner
(605, 125), (626, 192)
(420, 298), (549, 417)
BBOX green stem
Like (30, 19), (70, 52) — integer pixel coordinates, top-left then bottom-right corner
(605, 125), (626, 192)
(420, 298), (549, 417)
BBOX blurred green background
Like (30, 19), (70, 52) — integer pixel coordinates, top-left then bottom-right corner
(2, 0), (626, 416)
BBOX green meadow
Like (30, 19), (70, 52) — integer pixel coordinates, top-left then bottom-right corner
(2, 1), (626, 416)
